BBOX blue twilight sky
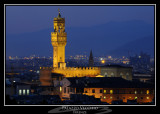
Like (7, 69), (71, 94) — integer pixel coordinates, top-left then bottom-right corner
(6, 5), (155, 57)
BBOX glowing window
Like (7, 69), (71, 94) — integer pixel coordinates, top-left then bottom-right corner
(23, 89), (26, 95)
(146, 90), (149, 94)
(60, 87), (62, 92)
(111, 73), (114, 77)
(104, 96), (106, 99)
(135, 97), (137, 99)
(135, 91), (137, 94)
(147, 97), (149, 99)
(19, 89), (22, 95)
(104, 90), (106, 93)
(120, 73), (123, 77)
(110, 96), (112, 99)
(104, 72), (107, 77)
(110, 90), (113, 94)
(27, 89), (29, 95)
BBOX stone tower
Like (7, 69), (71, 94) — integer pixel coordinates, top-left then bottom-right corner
(51, 9), (67, 68)
(89, 50), (94, 67)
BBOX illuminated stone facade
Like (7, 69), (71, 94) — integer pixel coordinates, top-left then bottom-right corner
(83, 87), (154, 104)
(100, 65), (133, 80)
(40, 9), (100, 86)
(40, 66), (100, 86)
(51, 9), (67, 68)
(60, 77), (154, 104)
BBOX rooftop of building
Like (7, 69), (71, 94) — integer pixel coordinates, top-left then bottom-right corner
(66, 77), (154, 88)
(51, 73), (64, 77)
(101, 64), (133, 68)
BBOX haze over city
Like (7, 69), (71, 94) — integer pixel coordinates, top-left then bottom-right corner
(6, 6), (154, 58)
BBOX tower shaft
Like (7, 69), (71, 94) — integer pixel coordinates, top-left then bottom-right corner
(51, 10), (67, 68)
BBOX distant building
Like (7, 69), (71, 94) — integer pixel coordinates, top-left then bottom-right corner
(100, 65), (133, 80)
(38, 86), (61, 96)
(13, 95), (62, 105)
(6, 82), (31, 96)
(133, 72), (153, 83)
(6, 84), (15, 96)
(82, 77), (154, 104)
(16, 83), (31, 96)
(60, 77), (154, 104)
(130, 52), (150, 73)
(40, 69), (64, 86)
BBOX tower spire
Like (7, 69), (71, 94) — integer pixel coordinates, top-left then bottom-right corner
(57, 8), (61, 18)
(89, 50), (94, 67)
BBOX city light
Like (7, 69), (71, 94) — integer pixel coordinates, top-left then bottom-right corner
(101, 60), (105, 64)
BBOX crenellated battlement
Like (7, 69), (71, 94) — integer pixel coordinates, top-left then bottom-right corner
(40, 66), (101, 77)
(40, 66), (100, 71)
(40, 67), (53, 70)
(55, 67), (99, 70)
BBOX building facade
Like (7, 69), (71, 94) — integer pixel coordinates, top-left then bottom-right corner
(84, 87), (154, 104)
(59, 77), (154, 104)
(40, 10), (101, 86)
(100, 65), (133, 80)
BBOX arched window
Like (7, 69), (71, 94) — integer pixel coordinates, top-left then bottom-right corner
(111, 72), (114, 77)
(120, 73), (123, 77)
(126, 73), (129, 80)
(104, 72), (108, 77)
